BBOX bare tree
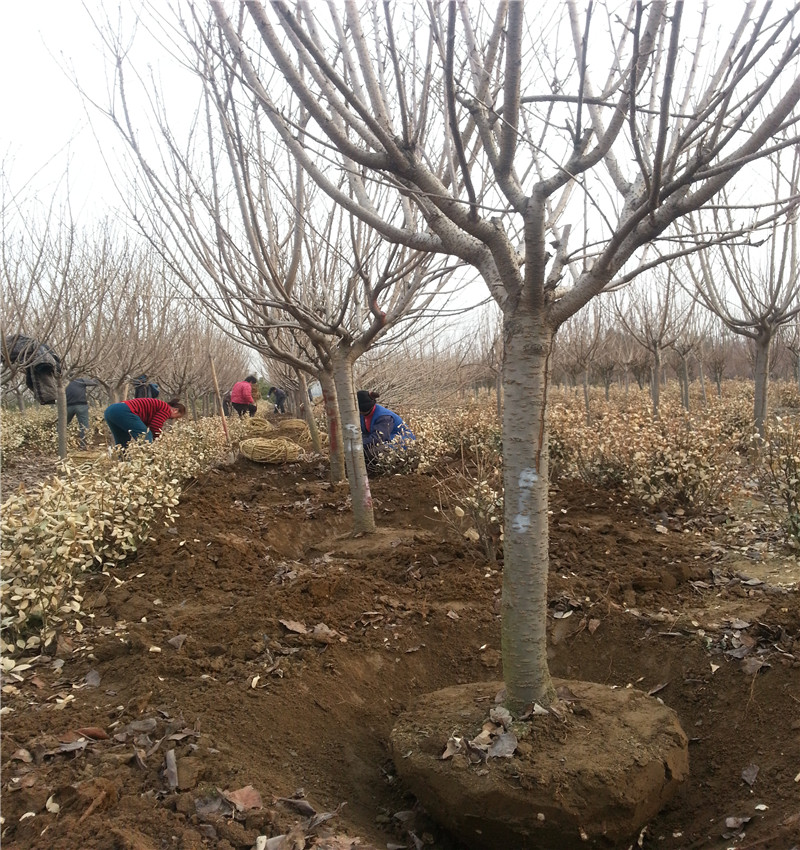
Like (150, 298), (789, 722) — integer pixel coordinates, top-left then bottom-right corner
(681, 149), (800, 433)
(613, 271), (694, 419)
(90, 20), (471, 532)
(782, 321), (800, 393)
(102, 0), (800, 710)
(557, 304), (603, 421)
(592, 325), (622, 402)
(667, 310), (705, 410)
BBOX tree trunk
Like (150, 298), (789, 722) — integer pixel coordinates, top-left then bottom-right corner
(330, 353), (375, 534)
(680, 358), (690, 411)
(501, 307), (556, 712)
(582, 367), (590, 424)
(650, 347), (661, 420)
(56, 380), (68, 459)
(319, 370), (345, 484)
(298, 371), (322, 453)
(753, 331), (772, 435)
(698, 361), (708, 407)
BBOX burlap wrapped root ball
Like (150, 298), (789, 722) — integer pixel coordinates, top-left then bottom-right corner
(239, 437), (302, 464)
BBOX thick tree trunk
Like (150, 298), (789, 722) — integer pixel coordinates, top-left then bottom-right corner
(319, 370), (345, 484)
(753, 331), (771, 435)
(501, 308), (556, 712)
(331, 353), (375, 534)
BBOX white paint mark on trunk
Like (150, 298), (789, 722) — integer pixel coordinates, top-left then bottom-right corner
(512, 467), (538, 533)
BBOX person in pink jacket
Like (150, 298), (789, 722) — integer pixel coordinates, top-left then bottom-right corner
(230, 376), (258, 417)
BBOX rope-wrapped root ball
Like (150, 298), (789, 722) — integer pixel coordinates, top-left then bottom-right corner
(239, 437), (302, 464)
(246, 418), (276, 434)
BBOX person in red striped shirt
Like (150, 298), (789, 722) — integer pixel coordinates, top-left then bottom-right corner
(104, 397), (186, 449)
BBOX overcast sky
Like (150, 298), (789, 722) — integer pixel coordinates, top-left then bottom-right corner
(1, 0), (196, 218)
(3, 1), (798, 219)
(2, 2), (103, 209)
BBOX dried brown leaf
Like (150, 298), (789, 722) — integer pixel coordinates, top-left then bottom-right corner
(222, 784), (263, 812)
(276, 796), (316, 816)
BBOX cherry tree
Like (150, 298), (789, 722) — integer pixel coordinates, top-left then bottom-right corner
(681, 149), (800, 433)
(613, 270), (694, 419)
(201, 0), (800, 709)
(92, 19), (466, 530)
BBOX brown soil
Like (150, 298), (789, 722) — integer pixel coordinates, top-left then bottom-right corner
(2, 457), (799, 850)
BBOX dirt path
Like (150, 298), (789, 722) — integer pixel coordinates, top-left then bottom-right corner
(2, 458), (798, 849)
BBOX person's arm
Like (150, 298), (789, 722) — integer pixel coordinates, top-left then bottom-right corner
(363, 413), (394, 448)
(146, 400), (172, 438)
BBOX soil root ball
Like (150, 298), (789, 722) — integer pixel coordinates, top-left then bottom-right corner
(390, 678), (689, 850)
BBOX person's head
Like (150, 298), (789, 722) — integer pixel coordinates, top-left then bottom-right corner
(245, 375), (257, 384)
(168, 400), (187, 420)
(357, 390), (379, 414)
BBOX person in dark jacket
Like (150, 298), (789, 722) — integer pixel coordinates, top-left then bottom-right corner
(268, 386), (287, 414)
(132, 374), (160, 399)
(222, 389), (233, 417)
(104, 397), (186, 449)
(1, 333), (61, 404)
(66, 377), (98, 449)
(357, 390), (415, 469)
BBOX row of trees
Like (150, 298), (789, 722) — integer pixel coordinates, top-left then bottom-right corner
(0, 190), (255, 451)
(7, 1), (800, 718)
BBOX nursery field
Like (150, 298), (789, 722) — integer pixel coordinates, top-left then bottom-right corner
(1, 393), (799, 850)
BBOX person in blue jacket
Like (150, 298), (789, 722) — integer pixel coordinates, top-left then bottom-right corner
(357, 390), (415, 469)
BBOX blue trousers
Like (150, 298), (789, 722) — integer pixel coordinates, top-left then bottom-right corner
(67, 404), (90, 448)
(104, 403), (154, 447)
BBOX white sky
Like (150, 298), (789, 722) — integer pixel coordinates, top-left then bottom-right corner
(1, 0), (201, 219)
(2, 2), (112, 212)
(4, 1), (797, 220)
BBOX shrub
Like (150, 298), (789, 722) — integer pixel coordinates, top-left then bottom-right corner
(0, 418), (239, 655)
(756, 415), (800, 547)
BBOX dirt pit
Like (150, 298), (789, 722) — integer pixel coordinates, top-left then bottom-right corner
(2, 457), (799, 850)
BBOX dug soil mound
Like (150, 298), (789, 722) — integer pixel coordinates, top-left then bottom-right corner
(2, 458), (798, 850)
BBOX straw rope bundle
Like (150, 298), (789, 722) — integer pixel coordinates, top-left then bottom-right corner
(239, 437), (302, 463)
(246, 418), (276, 434)
(274, 419), (312, 445)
